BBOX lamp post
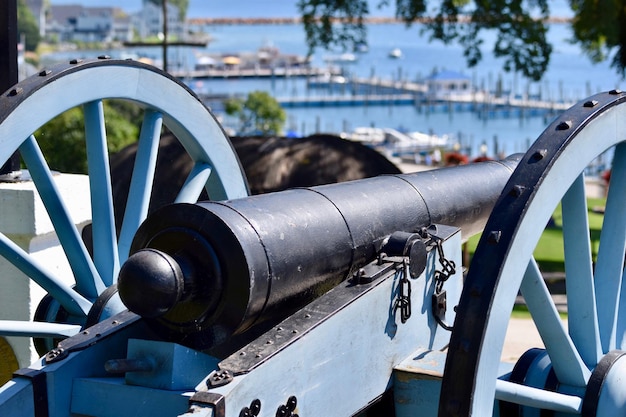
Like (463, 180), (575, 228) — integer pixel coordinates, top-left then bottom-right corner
(162, 0), (168, 72)
(0, 0), (21, 176)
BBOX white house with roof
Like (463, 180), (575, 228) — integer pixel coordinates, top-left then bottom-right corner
(44, 2), (182, 44)
(426, 70), (474, 100)
(46, 5), (129, 42)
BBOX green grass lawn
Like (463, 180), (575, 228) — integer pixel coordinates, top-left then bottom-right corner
(463, 197), (606, 320)
(466, 197), (606, 273)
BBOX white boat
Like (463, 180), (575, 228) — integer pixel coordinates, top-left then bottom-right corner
(341, 127), (386, 144)
(388, 48), (402, 59)
(307, 73), (347, 87)
(324, 53), (358, 63)
(341, 127), (448, 150)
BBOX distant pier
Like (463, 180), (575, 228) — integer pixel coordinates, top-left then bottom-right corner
(274, 92), (574, 112)
(187, 16), (573, 26)
(171, 66), (339, 79)
(191, 69), (576, 120)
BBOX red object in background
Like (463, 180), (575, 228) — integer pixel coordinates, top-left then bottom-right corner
(445, 152), (469, 166)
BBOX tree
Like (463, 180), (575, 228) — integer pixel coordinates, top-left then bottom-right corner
(569, 0), (626, 76)
(17, 0), (41, 52)
(34, 101), (140, 174)
(225, 91), (287, 136)
(298, 0), (555, 81)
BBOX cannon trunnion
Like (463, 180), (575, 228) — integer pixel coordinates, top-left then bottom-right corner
(2, 60), (626, 416)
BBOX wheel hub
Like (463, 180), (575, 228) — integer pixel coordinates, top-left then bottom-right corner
(582, 350), (626, 416)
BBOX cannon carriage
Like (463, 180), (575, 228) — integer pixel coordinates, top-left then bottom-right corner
(0, 58), (624, 416)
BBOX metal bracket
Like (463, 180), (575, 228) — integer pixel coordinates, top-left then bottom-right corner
(12, 368), (48, 417)
(188, 392), (226, 417)
(44, 310), (140, 363)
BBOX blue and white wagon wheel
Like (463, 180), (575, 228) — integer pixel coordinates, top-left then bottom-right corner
(0, 58), (248, 353)
(439, 90), (626, 416)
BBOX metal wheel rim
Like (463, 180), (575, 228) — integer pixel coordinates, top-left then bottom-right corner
(0, 58), (249, 343)
(440, 90), (626, 416)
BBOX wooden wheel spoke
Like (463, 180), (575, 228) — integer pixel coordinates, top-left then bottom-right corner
(175, 161), (213, 203)
(594, 142), (626, 353)
(84, 100), (119, 286)
(19, 135), (105, 300)
(0, 320), (81, 338)
(521, 258), (590, 386)
(0, 232), (92, 316)
(495, 380), (582, 413)
(118, 109), (163, 264)
(561, 172), (601, 366)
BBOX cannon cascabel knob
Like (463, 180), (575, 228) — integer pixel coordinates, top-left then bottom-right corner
(118, 248), (184, 318)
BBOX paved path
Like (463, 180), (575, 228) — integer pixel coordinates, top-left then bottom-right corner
(502, 318), (545, 362)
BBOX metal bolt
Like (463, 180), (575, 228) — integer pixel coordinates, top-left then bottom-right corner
(39, 69), (51, 76)
(556, 120), (572, 131)
(584, 100), (599, 108)
(207, 369), (233, 388)
(531, 148), (547, 161)
(276, 404), (288, 417)
(250, 399), (261, 415)
(98, 55), (111, 59)
(7, 87), (22, 96)
(69, 59), (83, 64)
(486, 230), (501, 245)
(286, 396), (297, 411)
(508, 184), (525, 197)
(609, 89), (622, 95)
(304, 313), (311, 319)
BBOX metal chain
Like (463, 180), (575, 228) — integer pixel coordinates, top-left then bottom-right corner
(431, 233), (456, 331)
(433, 237), (456, 293)
(393, 259), (412, 323)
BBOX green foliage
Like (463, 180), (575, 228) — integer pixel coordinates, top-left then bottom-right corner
(225, 91), (286, 136)
(34, 101), (140, 174)
(569, 0), (626, 76)
(297, 0), (552, 81)
(17, 0), (41, 52)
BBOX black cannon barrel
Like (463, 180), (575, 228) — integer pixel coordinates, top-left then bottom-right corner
(118, 155), (521, 348)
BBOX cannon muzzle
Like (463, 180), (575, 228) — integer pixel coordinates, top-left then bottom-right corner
(118, 156), (521, 348)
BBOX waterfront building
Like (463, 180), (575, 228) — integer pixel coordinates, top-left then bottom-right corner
(426, 70), (473, 100)
(43, 2), (183, 44)
(46, 5), (130, 42)
(133, 0), (184, 40)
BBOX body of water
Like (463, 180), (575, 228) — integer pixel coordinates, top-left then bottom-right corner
(181, 21), (623, 157)
(43, 1), (624, 157)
